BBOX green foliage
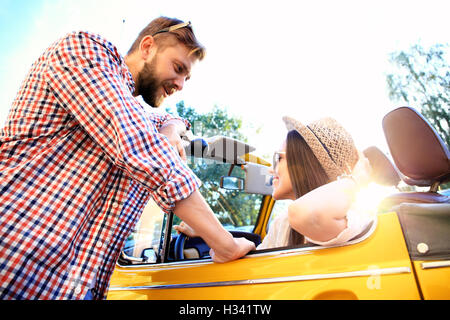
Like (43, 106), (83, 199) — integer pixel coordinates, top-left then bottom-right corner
(386, 43), (450, 147)
(166, 102), (262, 230)
(167, 101), (246, 142)
(188, 159), (262, 227)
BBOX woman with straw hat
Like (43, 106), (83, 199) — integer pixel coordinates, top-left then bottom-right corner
(257, 116), (373, 248)
(175, 116), (374, 250)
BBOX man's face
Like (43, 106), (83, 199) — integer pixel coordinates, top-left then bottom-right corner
(136, 42), (195, 107)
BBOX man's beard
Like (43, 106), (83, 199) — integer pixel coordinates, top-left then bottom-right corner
(135, 60), (162, 108)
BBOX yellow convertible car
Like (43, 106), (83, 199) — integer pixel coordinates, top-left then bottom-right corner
(107, 106), (449, 300)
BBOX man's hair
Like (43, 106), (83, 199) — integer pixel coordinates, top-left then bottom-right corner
(285, 130), (331, 246)
(128, 16), (206, 61)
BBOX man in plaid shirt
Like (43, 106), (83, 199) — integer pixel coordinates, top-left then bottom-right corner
(0, 16), (255, 300)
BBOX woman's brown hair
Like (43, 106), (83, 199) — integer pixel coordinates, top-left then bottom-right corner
(285, 130), (331, 246)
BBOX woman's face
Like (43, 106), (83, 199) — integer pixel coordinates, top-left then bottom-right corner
(270, 140), (296, 200)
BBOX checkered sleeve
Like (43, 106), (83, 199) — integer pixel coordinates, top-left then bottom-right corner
(44, 32), (200, 213)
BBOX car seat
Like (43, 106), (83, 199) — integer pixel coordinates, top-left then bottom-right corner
(378, 106), (450, 209)
(363, 145), (400, 187)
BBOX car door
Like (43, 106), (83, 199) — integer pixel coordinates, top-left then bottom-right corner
(107, 209), (421, 300)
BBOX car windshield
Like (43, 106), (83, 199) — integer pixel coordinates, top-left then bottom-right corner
(171, 156), (264, 232)
(123, 155), (265, 263)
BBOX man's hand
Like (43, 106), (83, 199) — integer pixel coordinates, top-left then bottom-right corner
(173, 190), (256, 263)
(209, 237), (256, 263)
(159, 119), (187, 162)
(174, 221), (256, 262)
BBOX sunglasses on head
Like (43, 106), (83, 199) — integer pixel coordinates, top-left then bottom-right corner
(152, 21), (192, 36)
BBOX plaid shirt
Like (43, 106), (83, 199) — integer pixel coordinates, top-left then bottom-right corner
(0, 31), (201, 299)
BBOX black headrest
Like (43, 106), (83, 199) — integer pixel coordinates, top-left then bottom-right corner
(382, 106), (450, 187)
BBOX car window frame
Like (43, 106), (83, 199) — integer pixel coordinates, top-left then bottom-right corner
(117, 212), (378, 268)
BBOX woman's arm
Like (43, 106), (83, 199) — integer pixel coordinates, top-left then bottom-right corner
(288, 152), (371, 243)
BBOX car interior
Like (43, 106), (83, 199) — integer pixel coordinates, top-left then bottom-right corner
(119, 106), (449, 265)
(166, 106), (450, 263)
(376, 106), (450, 261)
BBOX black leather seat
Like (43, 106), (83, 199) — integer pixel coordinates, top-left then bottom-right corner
(378, 106), (450, 209)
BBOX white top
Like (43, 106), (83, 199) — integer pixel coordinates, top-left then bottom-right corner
(257, 202), (375, 250)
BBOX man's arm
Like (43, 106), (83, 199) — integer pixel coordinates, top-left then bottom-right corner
(173, 190), (256, 263)
(44, 32), (200, 213)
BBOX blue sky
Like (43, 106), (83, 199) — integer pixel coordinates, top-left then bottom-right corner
(1, 0), (449, 157)
(0, 1), (36, 46)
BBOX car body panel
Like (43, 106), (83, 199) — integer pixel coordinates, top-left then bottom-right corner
(413, 260), (450, 299)
(107, 212), (421, 300)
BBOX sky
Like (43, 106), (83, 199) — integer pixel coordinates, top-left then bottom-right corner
(1, 0), (449, 159)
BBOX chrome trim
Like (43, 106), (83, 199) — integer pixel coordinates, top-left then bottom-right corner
(116, 216), (378, 269)
(108, 266), (410, 291)
(421, 260), (450, 270)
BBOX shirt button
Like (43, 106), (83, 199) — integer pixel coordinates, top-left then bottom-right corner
(74, 286), (82, 295)
(96, 241), (103, 248)
(112, 202), (119, 209)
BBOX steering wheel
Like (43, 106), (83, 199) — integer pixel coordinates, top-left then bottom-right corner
(174, 231), (261, 261)
(174, 232), (187, 260)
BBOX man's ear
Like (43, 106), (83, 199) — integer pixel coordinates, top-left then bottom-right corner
(139, 35), (157, 60)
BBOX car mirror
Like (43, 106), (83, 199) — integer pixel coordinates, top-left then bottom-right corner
(142, 248), (157, 263)
(120, 248), (157, 264)
(220, 176), (244, 190)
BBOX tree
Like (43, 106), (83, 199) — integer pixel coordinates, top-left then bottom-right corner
(166, 102), (262, 230)
(386, 43), (450, 147)
(167, 101), (246, 142)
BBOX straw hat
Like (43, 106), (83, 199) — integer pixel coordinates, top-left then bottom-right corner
(282, 116), (359, 180)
